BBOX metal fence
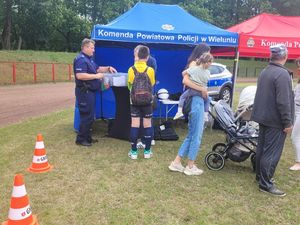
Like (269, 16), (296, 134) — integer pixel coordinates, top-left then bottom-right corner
(0, 61), (266, 85)
(0, 61), (73, 85)
(227, 66), (265, 77)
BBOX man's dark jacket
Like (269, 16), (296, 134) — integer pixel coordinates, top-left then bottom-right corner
(251, 62), (294, 129)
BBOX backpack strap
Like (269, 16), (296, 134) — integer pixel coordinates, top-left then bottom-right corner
(132, 66), (138, 75)
(143, 66), (149, 73)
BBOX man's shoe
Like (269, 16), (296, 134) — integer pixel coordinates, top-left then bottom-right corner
(259, 186), (286, 197)
(76, 141), (92, 147)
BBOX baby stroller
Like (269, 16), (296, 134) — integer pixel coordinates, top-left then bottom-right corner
(204, 86), (258, 171)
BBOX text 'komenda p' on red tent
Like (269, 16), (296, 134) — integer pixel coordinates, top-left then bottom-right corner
(227, 13), (300, 59)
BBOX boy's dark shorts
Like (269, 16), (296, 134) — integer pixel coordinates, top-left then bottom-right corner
(131, 104), (153, 118)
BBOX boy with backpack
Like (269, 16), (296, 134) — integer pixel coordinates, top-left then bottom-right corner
(128, 45), (156, 159)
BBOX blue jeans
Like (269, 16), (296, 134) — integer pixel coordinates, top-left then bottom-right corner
(178, 96), (205, 161)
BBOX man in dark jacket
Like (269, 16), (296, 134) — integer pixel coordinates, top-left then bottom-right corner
(251, 44), (294, 196)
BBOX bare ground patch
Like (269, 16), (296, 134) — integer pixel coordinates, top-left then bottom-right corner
(0, 82), (75, 127)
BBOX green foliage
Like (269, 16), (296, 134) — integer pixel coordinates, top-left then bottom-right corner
(271, 0), (300, 16)
(47, 0), (91, 51)
(180, 0), (212, 23)
(204, 0), (276, 28)
(0, 0), (299, 51)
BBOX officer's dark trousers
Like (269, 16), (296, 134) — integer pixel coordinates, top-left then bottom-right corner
(75, 88), (95, 143)
(256, 124), (286, 190)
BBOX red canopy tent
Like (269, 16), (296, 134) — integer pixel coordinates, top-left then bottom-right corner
(226, 13), (300, 59)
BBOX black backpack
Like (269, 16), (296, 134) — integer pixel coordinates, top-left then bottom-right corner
(130, 66), (153, 106)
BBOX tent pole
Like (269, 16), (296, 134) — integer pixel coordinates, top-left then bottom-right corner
(230, 47), (239, 107)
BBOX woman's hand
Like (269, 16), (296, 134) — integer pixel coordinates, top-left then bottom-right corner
(200, 88), (208, 99)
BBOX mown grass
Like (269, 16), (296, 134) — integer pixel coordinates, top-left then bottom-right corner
(0, 50), (76, 63)
(0, 88), (299, 225)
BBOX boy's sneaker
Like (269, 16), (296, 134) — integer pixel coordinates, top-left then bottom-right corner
(128, 150), (138, 160)
(144, 149), (153, 159)
(168, 161), (185, 173)
(184, 165), (203, 176)
(173, 112), (184, 120)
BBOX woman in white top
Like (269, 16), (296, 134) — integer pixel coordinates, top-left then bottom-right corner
(290, 58), (300, 171)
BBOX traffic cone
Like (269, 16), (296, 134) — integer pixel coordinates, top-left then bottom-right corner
(27, 134), (53, 173)
(2, 174), (39, 225)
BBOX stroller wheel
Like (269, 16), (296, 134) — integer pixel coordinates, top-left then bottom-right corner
(250, 153), (256, 172)
(205, 152), (225, 171)
(212, 143), (228, 159)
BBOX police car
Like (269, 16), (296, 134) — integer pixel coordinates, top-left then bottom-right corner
(208, 63), (233, 103)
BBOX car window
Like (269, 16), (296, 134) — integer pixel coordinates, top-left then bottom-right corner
(209, 65), (219, 74)
(209, 65), (225, 75)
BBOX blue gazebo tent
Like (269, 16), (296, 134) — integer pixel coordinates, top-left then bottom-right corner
(92, 3), (238, 46)
(91, 2), (238, 119)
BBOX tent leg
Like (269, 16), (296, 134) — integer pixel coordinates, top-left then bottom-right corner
(230, 47), (239, 107)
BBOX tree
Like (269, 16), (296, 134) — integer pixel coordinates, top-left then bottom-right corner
(204, 0), (275, 28)
(271, 0), (300, 16)
(180, 0), (212, 23)
(48, 0), (91, 51)
(1, 0), (13, 49)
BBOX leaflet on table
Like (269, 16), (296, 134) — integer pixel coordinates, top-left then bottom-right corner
(160, 99), (179, 104)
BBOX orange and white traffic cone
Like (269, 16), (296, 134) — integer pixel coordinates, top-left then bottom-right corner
(27, 134), (53, 173)
(2, 174), (39, 225)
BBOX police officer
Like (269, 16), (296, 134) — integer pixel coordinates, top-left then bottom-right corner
(74, 38), (117, 146)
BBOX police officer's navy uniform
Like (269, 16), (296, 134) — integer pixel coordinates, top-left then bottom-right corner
(74, 52), (101, 144)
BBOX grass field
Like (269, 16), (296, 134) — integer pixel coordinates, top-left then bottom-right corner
(0, 88), (299, 225)
(0, 50), (77, 63)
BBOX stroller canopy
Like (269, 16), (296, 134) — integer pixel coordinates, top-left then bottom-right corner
(237, 86), (257, 112)
(212, 100), (237, 133)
